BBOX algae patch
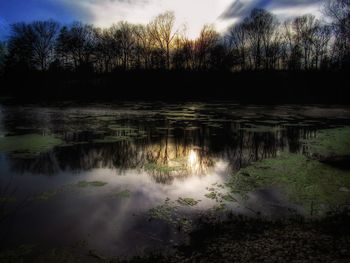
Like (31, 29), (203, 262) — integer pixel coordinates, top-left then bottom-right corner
(228, 153), (350, 213)
(76, 181), (108, 188)
(176, 197), (200, 207)
(304, 127), (350, 157)
(148, 198), (195, 233)
(0, 134), (63, 158)
(113, 189), (131, 198)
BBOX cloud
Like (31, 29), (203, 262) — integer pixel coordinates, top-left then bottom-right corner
(55, 0), (324, 37)
(56, 0), (233, 38)
(221, 0), (323, 21)
(0, 0), (325, 40)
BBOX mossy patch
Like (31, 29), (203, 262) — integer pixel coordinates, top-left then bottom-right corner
(204, 183), (237, 207)
(148, 198), (194, 233)
(149, 199), (175, 222)
(228, 153), (350, 213)
(76, 181), (108, 188)
(176, 197), (200, 207)
(33, 189), (61, 201)
(303, 127), (350, 157)
(113, 189), (131, 198)
(0, 134), (63, 158)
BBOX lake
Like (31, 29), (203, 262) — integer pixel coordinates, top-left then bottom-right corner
(1, 102), (350, 259)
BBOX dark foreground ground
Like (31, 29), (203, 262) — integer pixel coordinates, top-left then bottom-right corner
(0, 70), (349, 104)
(122, 210), (350, 263)
(1, 210), (350, 263)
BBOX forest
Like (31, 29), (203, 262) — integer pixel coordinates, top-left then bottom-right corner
(0, 0), (349, 102)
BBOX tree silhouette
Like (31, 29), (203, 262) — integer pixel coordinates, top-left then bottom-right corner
(148, 11), (178, 70)
(324, 0), (350, 68)
(2, 3), (350, 74)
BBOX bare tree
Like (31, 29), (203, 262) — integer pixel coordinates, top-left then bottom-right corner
(149, 11), (178, 70)
(313, 23), (332, 69)
(134, 24), (153, 69)
(195, 25), (219, 70)
(7, 20), (59, 71)
(227, 22), (248, 70)
(324, 0), (350, 67)
(56, 22), (97, 71)
(109, 22), (136, 70)
(293, 15), (318, 70)
(244, 9), (279, 70)
(30, 20), (60, 70)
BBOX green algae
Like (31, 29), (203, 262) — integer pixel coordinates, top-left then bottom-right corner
(148, 198), (195, 233)
(0, 134), (63, 158)
(228, 153), (350, 213)
(204, 183), (238, 207)
(113, 189), (131, 198)
(176, 197), (200, 207)
(76, 181), (108, 188)
(304, 127), (350, 157)
(149, 199), (175, 222)
(33, 181), (108, 201)
(34, 189), (61, 201)
(205, 192), (217, 200)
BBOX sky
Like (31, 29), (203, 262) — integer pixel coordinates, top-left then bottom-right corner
(0, 0), (324, 40)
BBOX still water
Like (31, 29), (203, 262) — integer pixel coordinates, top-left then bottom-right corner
(0, 103), (350, 257)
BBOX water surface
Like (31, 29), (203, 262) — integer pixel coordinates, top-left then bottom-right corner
(1, 103), (350, 257)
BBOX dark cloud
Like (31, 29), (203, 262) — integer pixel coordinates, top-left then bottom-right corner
(221, 0), (323, 20)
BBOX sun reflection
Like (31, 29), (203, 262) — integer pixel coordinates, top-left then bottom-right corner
(187, 148), (203, 174)
(188, 149), (198, 167)
(142, 142), (214, 182)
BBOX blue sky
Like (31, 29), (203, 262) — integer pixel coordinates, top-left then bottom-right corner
(0, 0), (323, 39)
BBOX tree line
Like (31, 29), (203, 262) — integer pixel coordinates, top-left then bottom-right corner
(0, 0), (349, 75)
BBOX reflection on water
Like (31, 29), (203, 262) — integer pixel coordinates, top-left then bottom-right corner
(4, 125), (316, 177)
(1, 103), (350, 256)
